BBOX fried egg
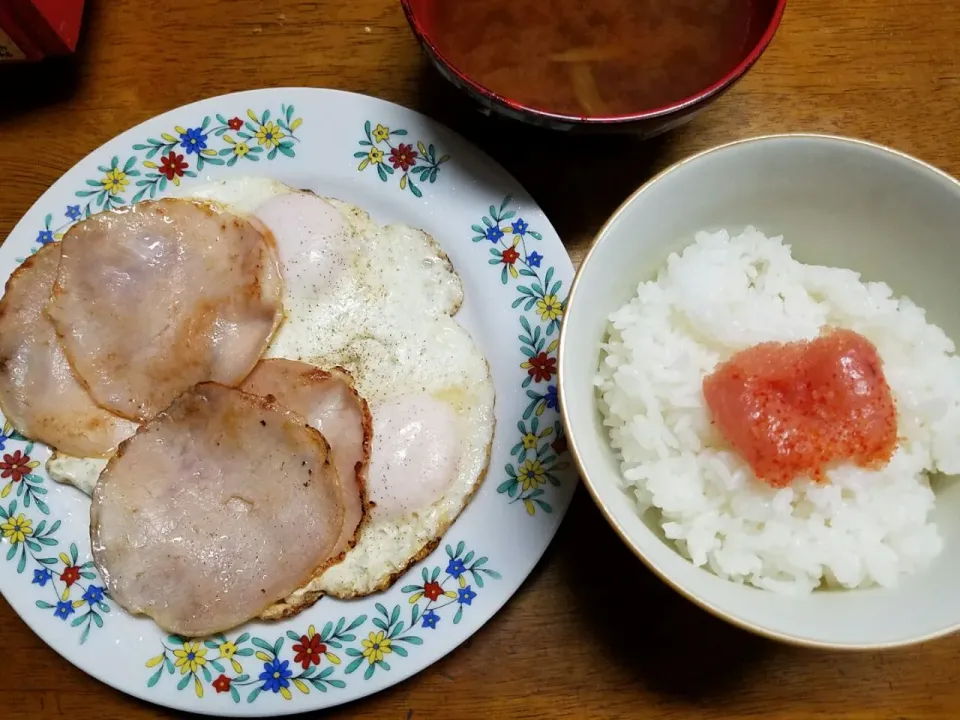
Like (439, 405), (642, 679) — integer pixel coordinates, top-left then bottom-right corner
(49, 176), (495, 599)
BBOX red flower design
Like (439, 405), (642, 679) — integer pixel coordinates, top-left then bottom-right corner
(389, 143), (418, 171)
(527, 352), (557, 382)
(501, 247), (520, 265)
(292, 633), (326, 669)
(423, 580), (443, 601)
(60, 566), (81, 587)
(552, 434), (568, 456)
(158, 151), (188, 181)
(0, 450), (30, 483)
(212, 674), (232, 693)
(227, 117), (244, 131)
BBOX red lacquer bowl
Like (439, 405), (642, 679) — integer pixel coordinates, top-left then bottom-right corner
(401, 0), (787, 136)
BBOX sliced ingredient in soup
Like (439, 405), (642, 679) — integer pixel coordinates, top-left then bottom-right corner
(703, 328), (898, 488)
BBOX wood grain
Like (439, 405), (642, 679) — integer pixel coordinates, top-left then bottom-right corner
(2, 1), (960, 718)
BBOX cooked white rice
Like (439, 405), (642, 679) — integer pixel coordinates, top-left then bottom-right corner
(595, 228), (960, 594)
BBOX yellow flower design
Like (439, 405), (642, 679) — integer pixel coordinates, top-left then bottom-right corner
(217, 639), (243, 673)
(372, 124), (390, 143)
(1, 513), (31, 544)
(255, 121), (285, 149)
(223, 134), (251, 158)
(357, 146), (384, 172)
(361, 631), (393, 665)
(517, 459), (546, 491)
(536, 294), (563, 322)
(173, 641), (207, 675)
(519, 421), (554, 453)
(101, 167), (129, 195)
(218, 640), (238, 659)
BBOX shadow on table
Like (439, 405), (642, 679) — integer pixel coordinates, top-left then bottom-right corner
(0, 0), (99, 123)
(0, 56), (82, 122)
(413, 66), (676, 248)
(554, 487), (779, 702)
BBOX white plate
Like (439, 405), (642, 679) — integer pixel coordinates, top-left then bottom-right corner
(0, 88), (576, 714)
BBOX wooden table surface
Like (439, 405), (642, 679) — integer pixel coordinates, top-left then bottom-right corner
(2, 1), (959, 718)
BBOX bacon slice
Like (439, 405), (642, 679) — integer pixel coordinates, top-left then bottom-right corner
(47, 199), (283, 422)
(90, 383), (345, 636)
(0, 244), (137, 457)
(241, 359), (369, 555)
(240, 359), (371, 619)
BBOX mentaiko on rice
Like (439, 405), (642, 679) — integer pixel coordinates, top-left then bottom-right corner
(595, 228), (960, 594)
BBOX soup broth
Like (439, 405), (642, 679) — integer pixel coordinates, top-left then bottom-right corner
(425, 0), (756, 117)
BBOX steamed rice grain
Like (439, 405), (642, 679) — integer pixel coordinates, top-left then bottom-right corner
(595, 228), (960, 594)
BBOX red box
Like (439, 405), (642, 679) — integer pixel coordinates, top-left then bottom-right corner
(0, 0), (84, 62)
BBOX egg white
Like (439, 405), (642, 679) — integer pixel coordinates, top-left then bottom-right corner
(49, 177), (496, 600)
(47, 453), (107, 496)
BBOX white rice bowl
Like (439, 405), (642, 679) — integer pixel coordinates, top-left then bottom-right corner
(595, 227), (960, 595)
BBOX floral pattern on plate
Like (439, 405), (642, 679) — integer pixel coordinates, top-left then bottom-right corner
(0, 425), (109, 644)
(473, 197), (570, 514)
(19, 105), (304, 263)
(355, 121), (450, 197)
(143, 543), (498, 702)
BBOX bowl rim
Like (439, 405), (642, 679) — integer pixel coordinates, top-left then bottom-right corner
(558, 132), (960, 650)
(400, 0), (789, 125)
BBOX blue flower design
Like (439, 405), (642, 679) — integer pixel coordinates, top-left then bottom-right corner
(485, 225), (504, 243)
(259, 658), (292, 693)
(457, 586), (477, 606)
(544, 385), (559, 411)
(65, 205), (82, 221)
(421, 609), (441, 629)
(446, 558), (466, 577)
(36, 230), (54, 245)
(179, 127), (208, 155)
(32, 568), (52, 587)
(54, 600), (75, 620)
(512, 219), (529, 236)
(82, 585), (105, 604)
(527, 251), (543, 268)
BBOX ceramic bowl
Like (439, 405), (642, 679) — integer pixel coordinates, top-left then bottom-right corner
(559, 134), (960, 649)
(401, 0), (787, 136)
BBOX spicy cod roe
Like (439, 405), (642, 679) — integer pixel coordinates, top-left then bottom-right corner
(702, 328), (898, 488)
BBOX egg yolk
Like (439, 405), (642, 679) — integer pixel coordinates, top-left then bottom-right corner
(365, 395), (460, 519)
(702, 328), (898, 488)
